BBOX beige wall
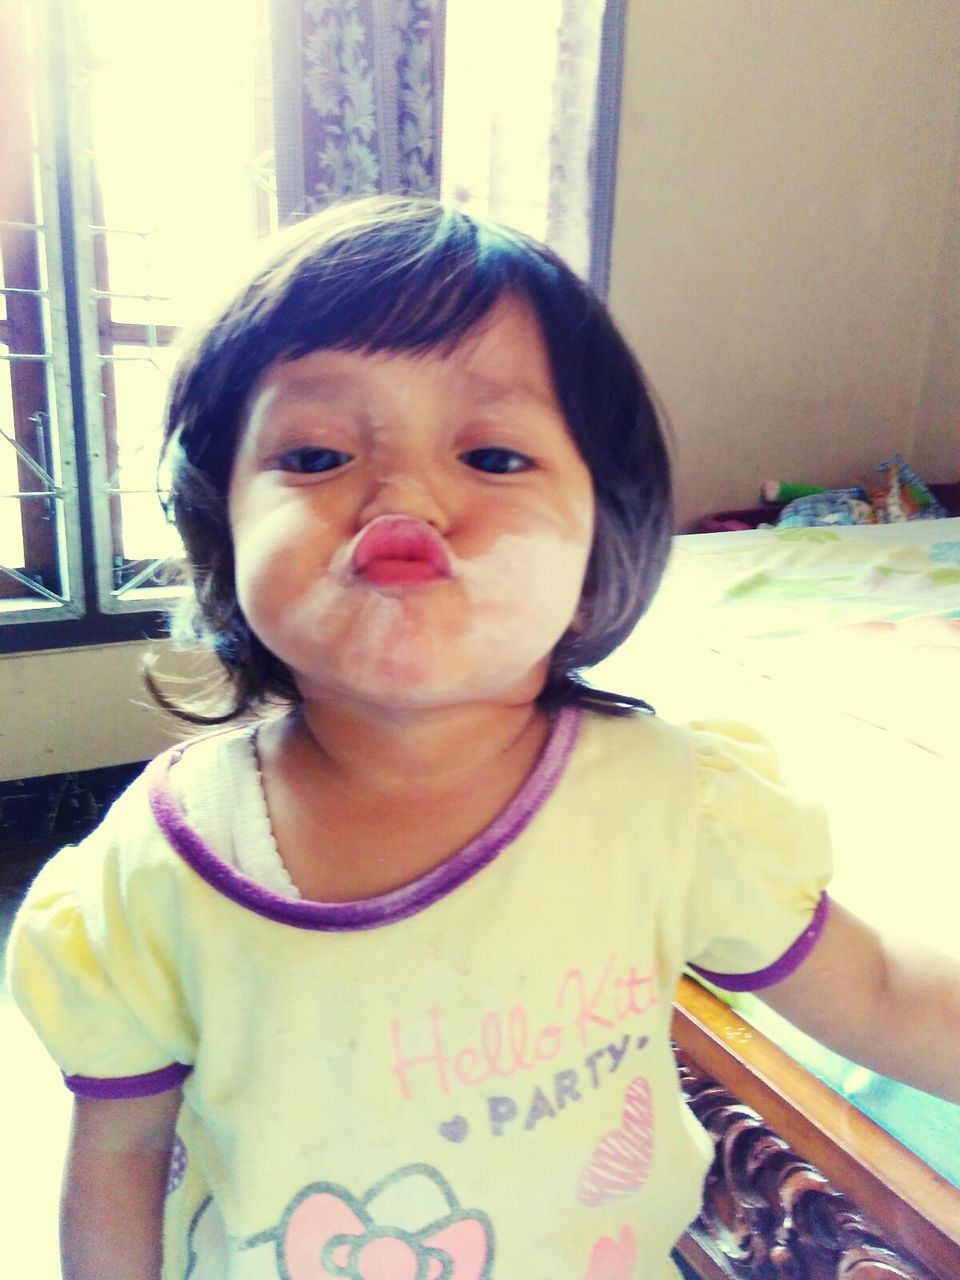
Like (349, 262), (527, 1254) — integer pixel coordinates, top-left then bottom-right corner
(0, 642), (216, 781)
(609, 0), (960, 529)
(911, 92), (960, 483)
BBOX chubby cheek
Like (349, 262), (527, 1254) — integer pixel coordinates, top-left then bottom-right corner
(230, 506), (337, 644)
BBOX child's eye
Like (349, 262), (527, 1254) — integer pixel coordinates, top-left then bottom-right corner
(274, 447), (353, 474)
(460, 447), (534, 475)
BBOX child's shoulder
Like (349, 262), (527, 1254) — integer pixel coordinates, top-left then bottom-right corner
(577, 702), (731, 759)
(580, 703), (776, 750)
(31, 723), (256, 892)
(576, 705), (787, 796)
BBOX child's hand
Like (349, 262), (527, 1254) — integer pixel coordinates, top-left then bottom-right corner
(759, 901), (960, 1106)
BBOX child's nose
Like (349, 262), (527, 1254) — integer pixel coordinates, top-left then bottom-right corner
(358, 472), (449, 531)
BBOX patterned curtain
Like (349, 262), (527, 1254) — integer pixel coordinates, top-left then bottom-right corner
(273, 0), (445, 218)
(272, 0), (624, 291)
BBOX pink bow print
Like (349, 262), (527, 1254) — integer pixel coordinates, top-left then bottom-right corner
(284, 1189), (491, 1280)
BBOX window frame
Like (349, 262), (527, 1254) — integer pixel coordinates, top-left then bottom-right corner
(0, 0), (269, 654)
(0, 0), (91, 645)
(73, 137), (184, 619)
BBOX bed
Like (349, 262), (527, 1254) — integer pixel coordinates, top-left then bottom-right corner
(590, 515), (960, 1278)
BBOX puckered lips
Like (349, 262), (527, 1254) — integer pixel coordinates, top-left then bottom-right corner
(350, 515), (452, 587)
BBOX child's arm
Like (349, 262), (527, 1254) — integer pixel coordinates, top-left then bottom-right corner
(759, 900), (960, 1105)
(60, 1086), (182, 1280)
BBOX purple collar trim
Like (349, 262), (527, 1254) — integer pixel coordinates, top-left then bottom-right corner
(146, 706), (582, 931)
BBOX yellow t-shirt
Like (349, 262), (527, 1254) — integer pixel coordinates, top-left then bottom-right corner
(6, 708), (831, 1280)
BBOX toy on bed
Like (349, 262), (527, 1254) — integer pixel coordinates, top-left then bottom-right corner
(870, 456), (947, 522)
(766, 456), (947, 528)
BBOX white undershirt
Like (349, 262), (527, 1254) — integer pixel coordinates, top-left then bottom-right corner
(177, 727), (303, 900)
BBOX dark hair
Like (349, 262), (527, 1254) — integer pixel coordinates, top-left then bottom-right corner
(151, 196), (672, 722)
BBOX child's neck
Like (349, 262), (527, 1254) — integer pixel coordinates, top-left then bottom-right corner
(253, 697), (554, 901)
(288, 696), (549, 798)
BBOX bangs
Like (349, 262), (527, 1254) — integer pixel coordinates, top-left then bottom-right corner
(243, 201), (564, 362)
(169, 200), (572, 484)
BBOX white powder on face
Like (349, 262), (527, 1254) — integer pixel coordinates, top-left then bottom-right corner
(265, 520), (591, 708)
(450, 528), (588, 659)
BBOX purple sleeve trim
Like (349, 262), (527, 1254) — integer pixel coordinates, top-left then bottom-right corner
(146, 706), (582, 932)
(63, 1062), (192, 1100)
(689, 891), (832, 992)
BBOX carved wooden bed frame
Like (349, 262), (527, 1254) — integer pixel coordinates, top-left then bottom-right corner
(671, 977), (960, 1280)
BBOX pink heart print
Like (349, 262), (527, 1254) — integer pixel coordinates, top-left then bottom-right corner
(577, 1076), (653, 1206)
(582, 1225), (638, 1280)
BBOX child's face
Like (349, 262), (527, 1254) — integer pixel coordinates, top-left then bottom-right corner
(227, 296), (595, 712)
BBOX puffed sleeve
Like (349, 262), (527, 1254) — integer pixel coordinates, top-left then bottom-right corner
(5, 789), (196, 1099)
(682, 720), (833, 990)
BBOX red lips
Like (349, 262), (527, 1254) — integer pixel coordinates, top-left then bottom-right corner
(350, 516), (451, 587)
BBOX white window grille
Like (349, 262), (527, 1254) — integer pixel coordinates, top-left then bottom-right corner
(0, 6), (83, 621)
(0, 0), (277, 642)
(74, 0), (277, 614)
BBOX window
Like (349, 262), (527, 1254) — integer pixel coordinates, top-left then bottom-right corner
(442, 0), (568, 243)
(1, 3), (80, 622)
(0, 0), (277, 650)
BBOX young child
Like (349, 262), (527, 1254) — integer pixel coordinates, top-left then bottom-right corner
(7, 197), (960, 1280)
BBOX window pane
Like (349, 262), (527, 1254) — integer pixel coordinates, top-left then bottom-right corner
(442, 0), (564, 240)
(76, 0), (276, 608)
(0, 3), (80, 616)
(0, 355), (25, 568)
(105, 344), (179, 565)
